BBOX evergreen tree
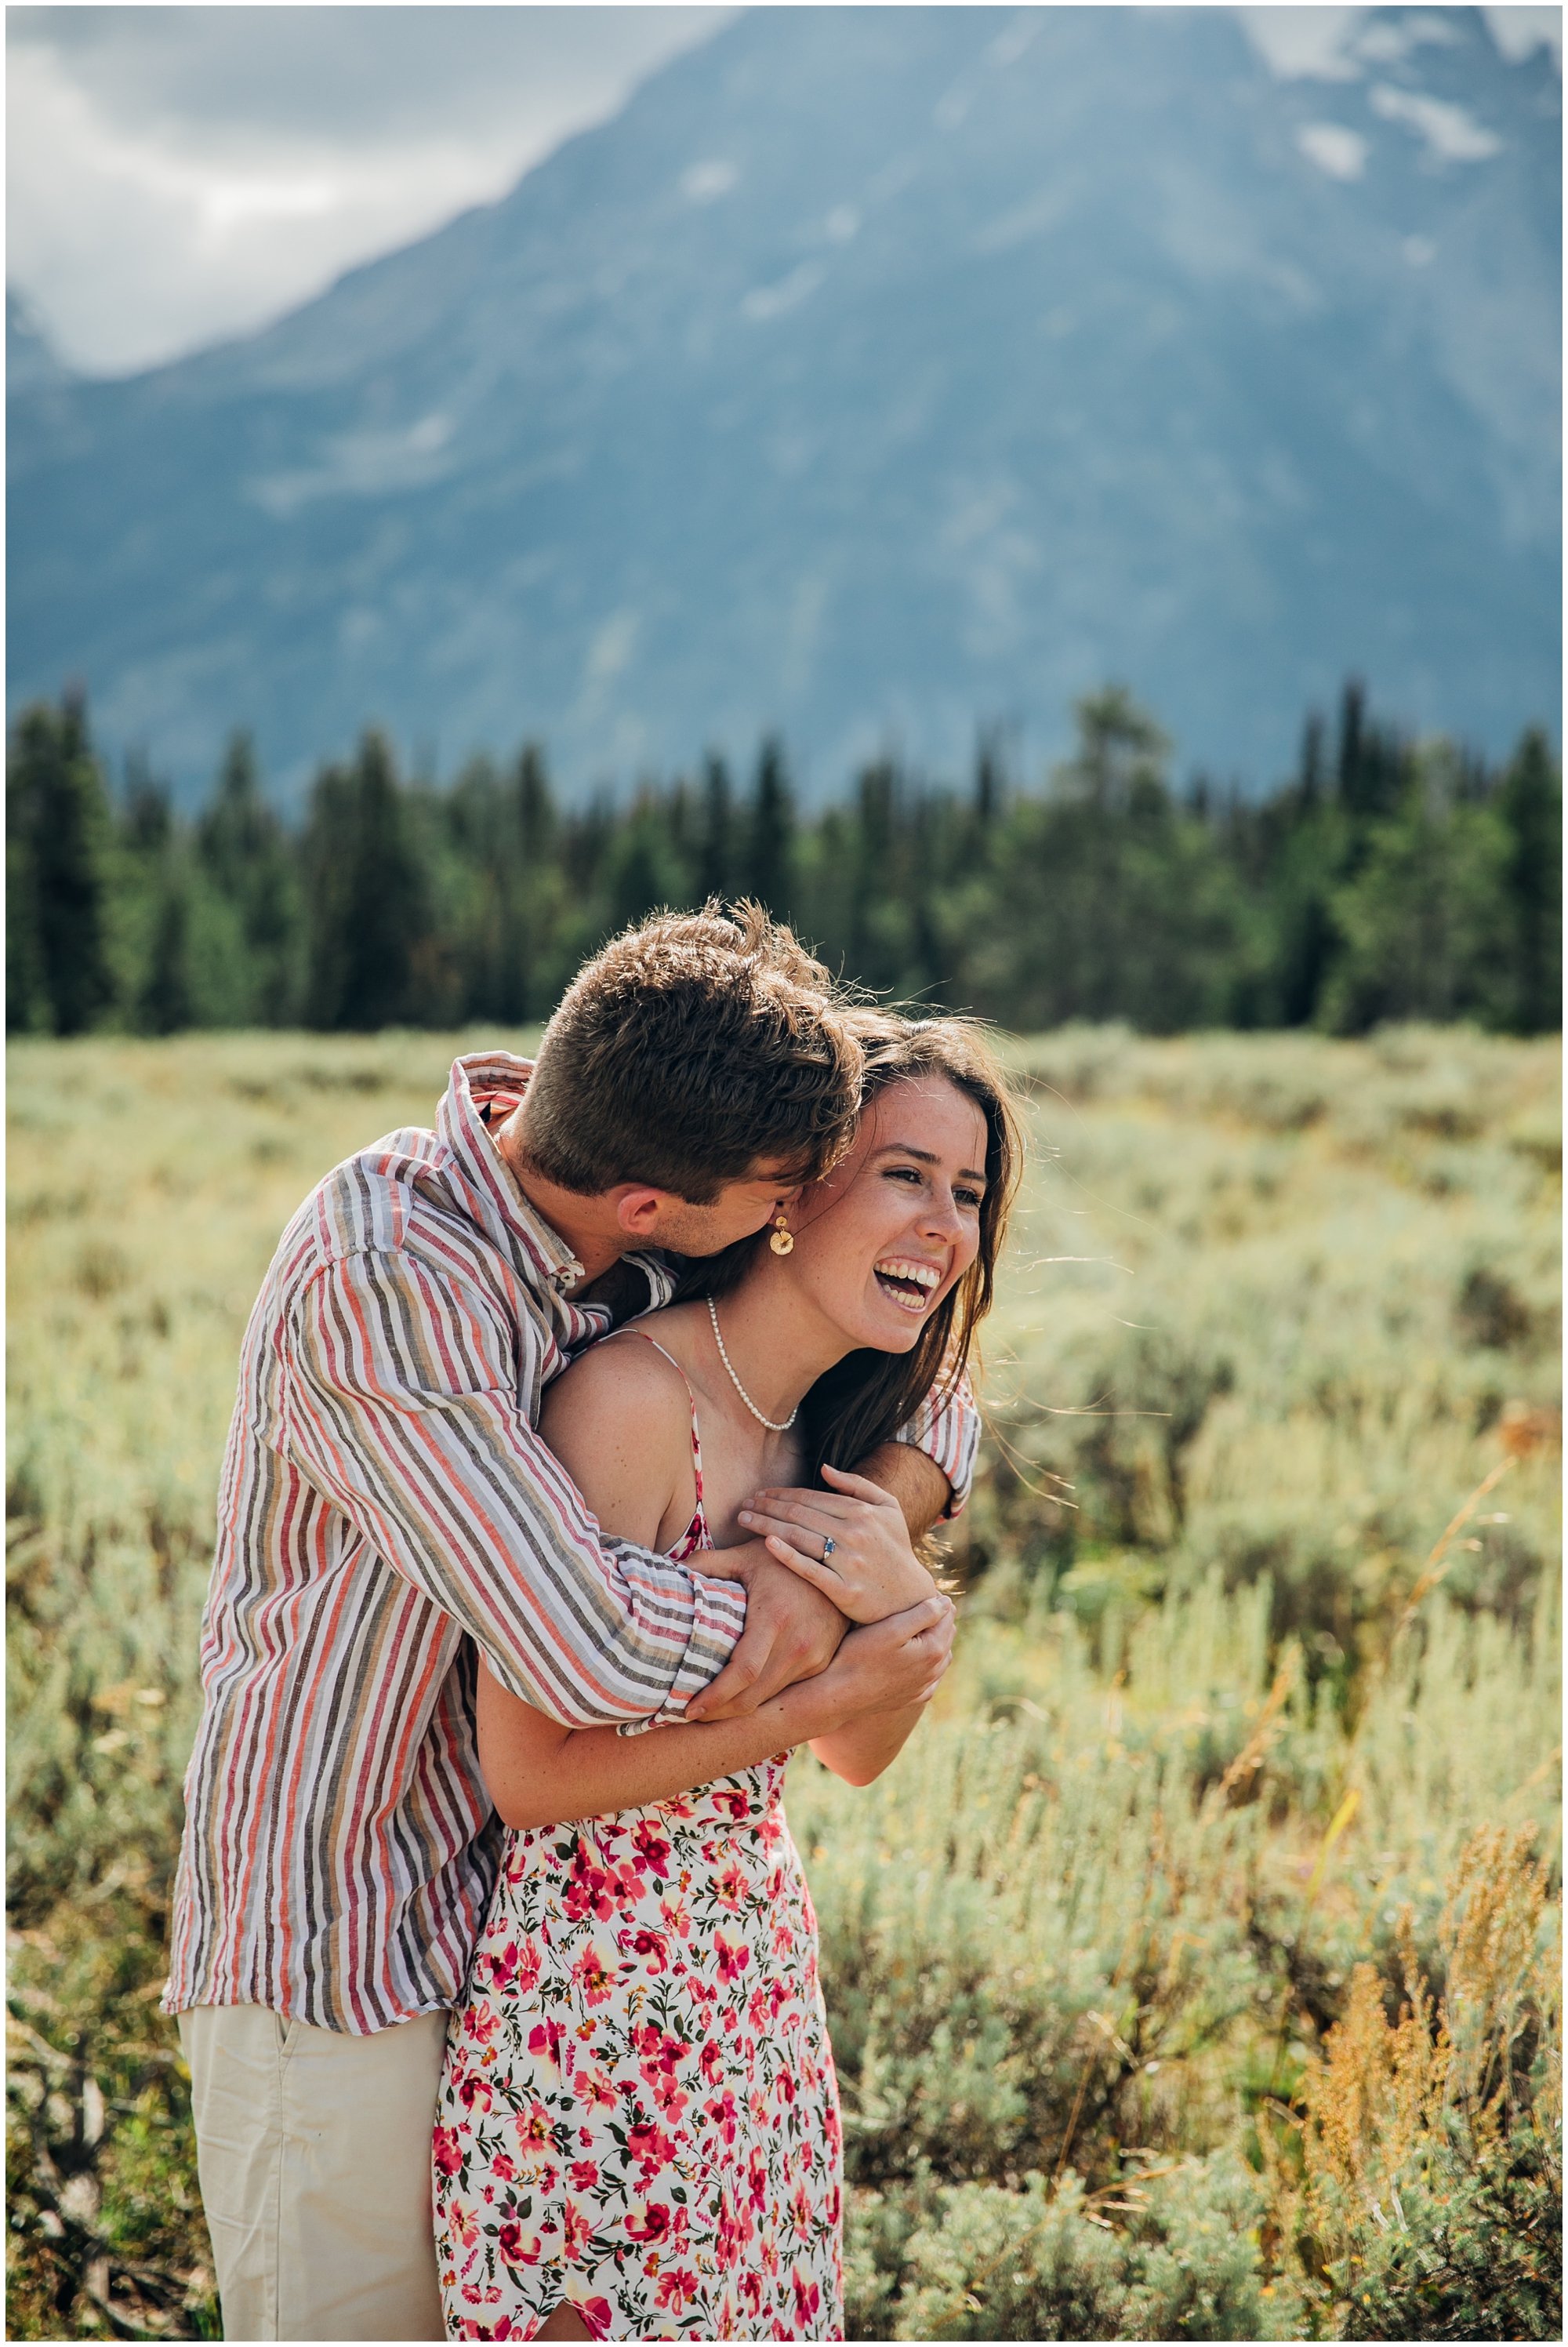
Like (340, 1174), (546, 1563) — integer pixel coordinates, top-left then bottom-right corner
(1497, 727), (1561, 1034)
(742, 736), (796, 914)
(137, 879), (194, 1035)
(698, 754), (735, 903)
(301, 732), (430, 1030)
(196, 733), (299, 1023)
(1321, 743), (1514, 1031)
(6, 696), (115, 1035)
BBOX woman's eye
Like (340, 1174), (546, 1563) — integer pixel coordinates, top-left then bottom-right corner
(956, 1188), (983, 1209)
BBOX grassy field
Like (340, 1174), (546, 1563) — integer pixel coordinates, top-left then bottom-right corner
(8, 1025), (1561, 2340)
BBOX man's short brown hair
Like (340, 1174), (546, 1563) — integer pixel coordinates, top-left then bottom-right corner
(521, 903), (864, 1202)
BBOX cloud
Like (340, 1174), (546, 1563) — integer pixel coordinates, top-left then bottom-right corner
(1240, 4), (1561, 78)
(1369, 83), (1504, 162)
(6, 5), (734, 375)
(1296, 122), (1369, 181)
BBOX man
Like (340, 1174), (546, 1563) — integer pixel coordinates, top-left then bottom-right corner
(165, 904), (975, 2340)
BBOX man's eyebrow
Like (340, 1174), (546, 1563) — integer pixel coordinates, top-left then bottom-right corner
(873, 1141), (988, 1185)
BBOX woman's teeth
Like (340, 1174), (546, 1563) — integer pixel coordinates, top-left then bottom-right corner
(873, 1257), (942, 1313)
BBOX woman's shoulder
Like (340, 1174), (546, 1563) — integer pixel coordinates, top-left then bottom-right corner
(540, 1312), (697, 1440)
(539, 1315), (702, 1542)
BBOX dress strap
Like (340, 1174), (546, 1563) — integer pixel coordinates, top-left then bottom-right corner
(603, 1328), (706, 1503)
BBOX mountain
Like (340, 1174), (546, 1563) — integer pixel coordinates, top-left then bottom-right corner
(6, 5), (1560, 804)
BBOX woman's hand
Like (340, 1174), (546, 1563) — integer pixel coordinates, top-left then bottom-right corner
(806, 1589), (956, 1728)
(738, 1463), (935, 1623)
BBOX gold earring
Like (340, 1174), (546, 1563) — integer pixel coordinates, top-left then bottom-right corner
(769, 1210), (795, 1257)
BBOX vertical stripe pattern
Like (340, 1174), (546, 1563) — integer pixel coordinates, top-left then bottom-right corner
(164, 1054), (978, 2033)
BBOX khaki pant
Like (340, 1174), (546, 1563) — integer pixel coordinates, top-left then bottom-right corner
(177, 2003), (449, 2342)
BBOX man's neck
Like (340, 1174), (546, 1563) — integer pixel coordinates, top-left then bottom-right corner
(490, 1112), (628, 1284)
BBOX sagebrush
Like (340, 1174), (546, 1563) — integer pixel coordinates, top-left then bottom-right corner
(8, 1026), (1559, 2338)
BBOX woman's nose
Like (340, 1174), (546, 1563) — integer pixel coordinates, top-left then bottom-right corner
(919, 1189), (965, 1241)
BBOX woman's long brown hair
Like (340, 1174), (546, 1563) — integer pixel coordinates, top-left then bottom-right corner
(672, 1012), (1025, 1486)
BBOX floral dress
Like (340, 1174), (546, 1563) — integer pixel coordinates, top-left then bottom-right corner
(434, 1335), (844, 2342)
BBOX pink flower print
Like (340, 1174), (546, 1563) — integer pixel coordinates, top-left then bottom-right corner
(746, 2147), (768, 2210)
(747, 1986), (769, 2031)
(626, 2118), (675, 2177)
(579, 2066), (617, 2109)
(793, 2272), (822, 2329)
(477, 1938), (520, 1991)
(714, 1862), (748, 1910)
(490, 2153), (517, 2184)
(433, 2124), (464, 2178)
(704, 2089), (739, 2146)
(660, 1894), (691, 1939)
(447, 2201), (480, 2250)
(527, 2016), (566, 2063)
(714, 1786), (751, 1821)
(495, 2221), (541, 2269)
(759, 1809), (782, 1845)
(581, 2298), (612, 2338)
(715, 2196), (753, 2269)
(777, 2066), (797, 2107)
(771, 1923), (796, 1959)
(739, 2270), (764, 2319)
(463, 2000), (499, 2044)
(563, 1849), (615, 1923)
(649, 2070), (688, 2120)
(513, 2099), (555, 2153)
(714, 1932), (750, 1982)
(455, 2072), (492, 2116)
(561, 2203), (591, 2259)
(622, 1924), (670, 1973)
(624, 2202), (672, 2247)
(632, 1819), (672, 1874)
(790, 2182), (814, 2240)
(654, 2266), (700, 2315)
(568, 2158), (599, 2192)
(699, 2038), (724, 2087)
(572, 1945), (615, 2005)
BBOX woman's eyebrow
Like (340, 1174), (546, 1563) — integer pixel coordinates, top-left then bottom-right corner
(874, 1142), (988, 1186)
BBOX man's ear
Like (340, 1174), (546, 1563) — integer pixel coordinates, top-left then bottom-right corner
(612, 1186), (669, 1240)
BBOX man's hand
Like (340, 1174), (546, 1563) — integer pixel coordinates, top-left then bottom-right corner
(682, 1540), (848, 1721)
(804, 1590), (957, 1728)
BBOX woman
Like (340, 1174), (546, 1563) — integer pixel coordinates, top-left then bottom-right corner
(434, 1017), (1021, 2342)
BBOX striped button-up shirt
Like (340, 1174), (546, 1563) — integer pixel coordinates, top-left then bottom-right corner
(165, 1055), (978, 2033)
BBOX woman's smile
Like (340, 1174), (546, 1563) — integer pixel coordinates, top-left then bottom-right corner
(871, 1254), (946, 1313)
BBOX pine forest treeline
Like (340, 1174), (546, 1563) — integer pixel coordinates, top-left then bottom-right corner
(7, 683), (1560, 1040)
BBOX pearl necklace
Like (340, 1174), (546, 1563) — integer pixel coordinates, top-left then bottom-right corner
(706, 1295), (798, 1433)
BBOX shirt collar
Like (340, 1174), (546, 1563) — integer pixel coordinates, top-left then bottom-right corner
(435, 1053), (589, 1296)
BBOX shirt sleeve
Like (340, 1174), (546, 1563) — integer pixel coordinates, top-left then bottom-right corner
(283, 1248), (746, 1726)
(894, 1361), (982, 1519)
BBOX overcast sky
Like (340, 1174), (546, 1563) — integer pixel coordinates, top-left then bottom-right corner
(8, 4), (1561, 378)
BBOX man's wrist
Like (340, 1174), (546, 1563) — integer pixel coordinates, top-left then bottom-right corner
(855, 1441), (952, 1541)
